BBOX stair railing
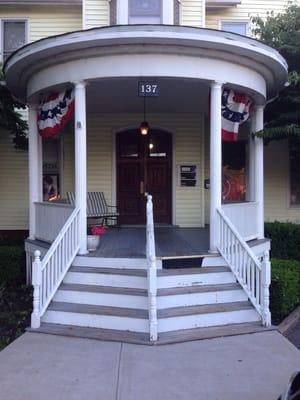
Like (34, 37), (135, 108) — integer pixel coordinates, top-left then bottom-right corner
(216, 207), (271, 327)
(146, 194), (158, 341)
(31, 207), (80, 329)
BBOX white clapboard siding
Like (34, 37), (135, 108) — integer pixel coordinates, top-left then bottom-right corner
(84, 0), (109, 29)
(0, 133), (29, 230)
(0, 6), (81, 49)
(205, 0), (289, 30)
(181, 0), (204, 27)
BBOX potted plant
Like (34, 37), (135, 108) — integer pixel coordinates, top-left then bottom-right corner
(87, 225), (106, 252)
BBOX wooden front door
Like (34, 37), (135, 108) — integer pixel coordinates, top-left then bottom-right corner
(117, 129), (172, 224)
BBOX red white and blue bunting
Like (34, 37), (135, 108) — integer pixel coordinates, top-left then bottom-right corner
(38, 89), (75, 139)
(222, 89), (253, 142)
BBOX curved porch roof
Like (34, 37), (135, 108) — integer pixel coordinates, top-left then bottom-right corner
(4, 25), (288, 104)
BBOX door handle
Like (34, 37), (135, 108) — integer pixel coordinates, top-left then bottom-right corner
(140, 181), (144, 195)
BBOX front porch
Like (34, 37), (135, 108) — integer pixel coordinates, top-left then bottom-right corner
(88, 226), (210, 259)
(5, 24), (288, 342)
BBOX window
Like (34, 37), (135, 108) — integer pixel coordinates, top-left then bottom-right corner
(221, 21), (248, 36)
(222, 141), (247, 202)
(43, 139), (61, 202)
(2, 20), (27, 61)
(129, 0), (162, 24)
(289, 139), (300, 207)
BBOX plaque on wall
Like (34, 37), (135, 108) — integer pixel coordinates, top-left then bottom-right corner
(177, 164), (199, 187)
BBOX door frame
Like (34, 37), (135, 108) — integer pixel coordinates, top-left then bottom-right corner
(112, 126), (176, 225)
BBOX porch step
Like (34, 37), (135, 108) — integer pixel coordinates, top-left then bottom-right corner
(54, 282), (246, 310)
(64, 266), (235, 289)
(42, 300), (260, 333)
(157, 266), (235, 288)
(69, 266), (147, 276)
(65, 266), (147, 289)
(30, 322), (276, 345)
(41, 263), (261, 338)
(42, 301), (149, 333)
(157, 301), (260, 333)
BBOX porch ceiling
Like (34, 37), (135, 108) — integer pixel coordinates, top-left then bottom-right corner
(86, 78), (210, 114)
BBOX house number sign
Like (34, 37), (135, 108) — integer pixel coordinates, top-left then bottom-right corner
(138, 81), (160, 97)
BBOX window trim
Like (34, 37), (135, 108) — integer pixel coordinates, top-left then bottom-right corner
(219, 19), (250, 36)
(288, 139), (300, 209)
(116, 0), (174, 25)
(1, 18), (29, 63)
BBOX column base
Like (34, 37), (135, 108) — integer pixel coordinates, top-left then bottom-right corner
(208, 249), (219, 255)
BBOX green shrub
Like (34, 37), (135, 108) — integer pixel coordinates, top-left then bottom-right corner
(0, 245), (26, 286)
(270, 258), (300, 324)
(265, 221), (300, 261)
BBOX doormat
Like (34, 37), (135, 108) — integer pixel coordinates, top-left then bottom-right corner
(162, 257), (203, 269)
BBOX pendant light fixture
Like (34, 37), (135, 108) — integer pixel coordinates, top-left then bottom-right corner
(139, 96), (150, 135)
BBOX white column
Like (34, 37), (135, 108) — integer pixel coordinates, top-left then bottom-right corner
(28, 104), (40, 239)
(162, 0), (174, 24)
(38, 133), (43, 202)
(253, 105), (265, 239)
(248, 113), (256, 202)
(117, 0), (128, 24)
(209, 81), (223, 252)
(74, 81), (88, 255)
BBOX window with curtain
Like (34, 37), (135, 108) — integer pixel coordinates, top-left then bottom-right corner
(129, 0), (162, 24)
(2, 20), (26, 61)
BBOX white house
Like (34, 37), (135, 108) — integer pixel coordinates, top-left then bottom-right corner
(1, 0), (298, 343)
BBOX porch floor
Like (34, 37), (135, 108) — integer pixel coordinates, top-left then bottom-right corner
(90, 227), (210, 259)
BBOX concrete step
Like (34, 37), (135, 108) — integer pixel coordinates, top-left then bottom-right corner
(30, 321), (274, 345)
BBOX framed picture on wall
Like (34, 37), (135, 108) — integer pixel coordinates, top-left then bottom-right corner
(43, 174), (60, 201)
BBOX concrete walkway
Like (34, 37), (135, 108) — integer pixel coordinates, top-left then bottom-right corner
(0, 331), (300, 400)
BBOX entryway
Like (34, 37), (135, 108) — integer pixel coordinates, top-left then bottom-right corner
(117, 129), (172, 224)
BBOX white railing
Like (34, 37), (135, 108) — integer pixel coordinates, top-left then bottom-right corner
(31, 207), (80, 328)
(222, 202), (259, 241)
(146, 195), (158, 342)
(35, 202), (74, 243)
(217, 208), (271, 326)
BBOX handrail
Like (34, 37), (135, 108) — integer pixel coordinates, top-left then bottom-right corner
(146, 194), (158, 342)
(216, 207), (271, 326)
(31, 207), (80, 328)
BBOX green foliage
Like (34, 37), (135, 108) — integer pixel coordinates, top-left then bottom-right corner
(0, 284), (32, 350)
(270, 258), (300, 324)
(0, 245), (26, 286)
(252, 4), (300, 69)
(0, 243), (32, 350)
(265, 221), (300, 261)
(0, 68), (28, 150)
(252, 4), (300, 141)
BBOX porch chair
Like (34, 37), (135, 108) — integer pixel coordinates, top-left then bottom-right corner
(66, 191), (119, 226)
